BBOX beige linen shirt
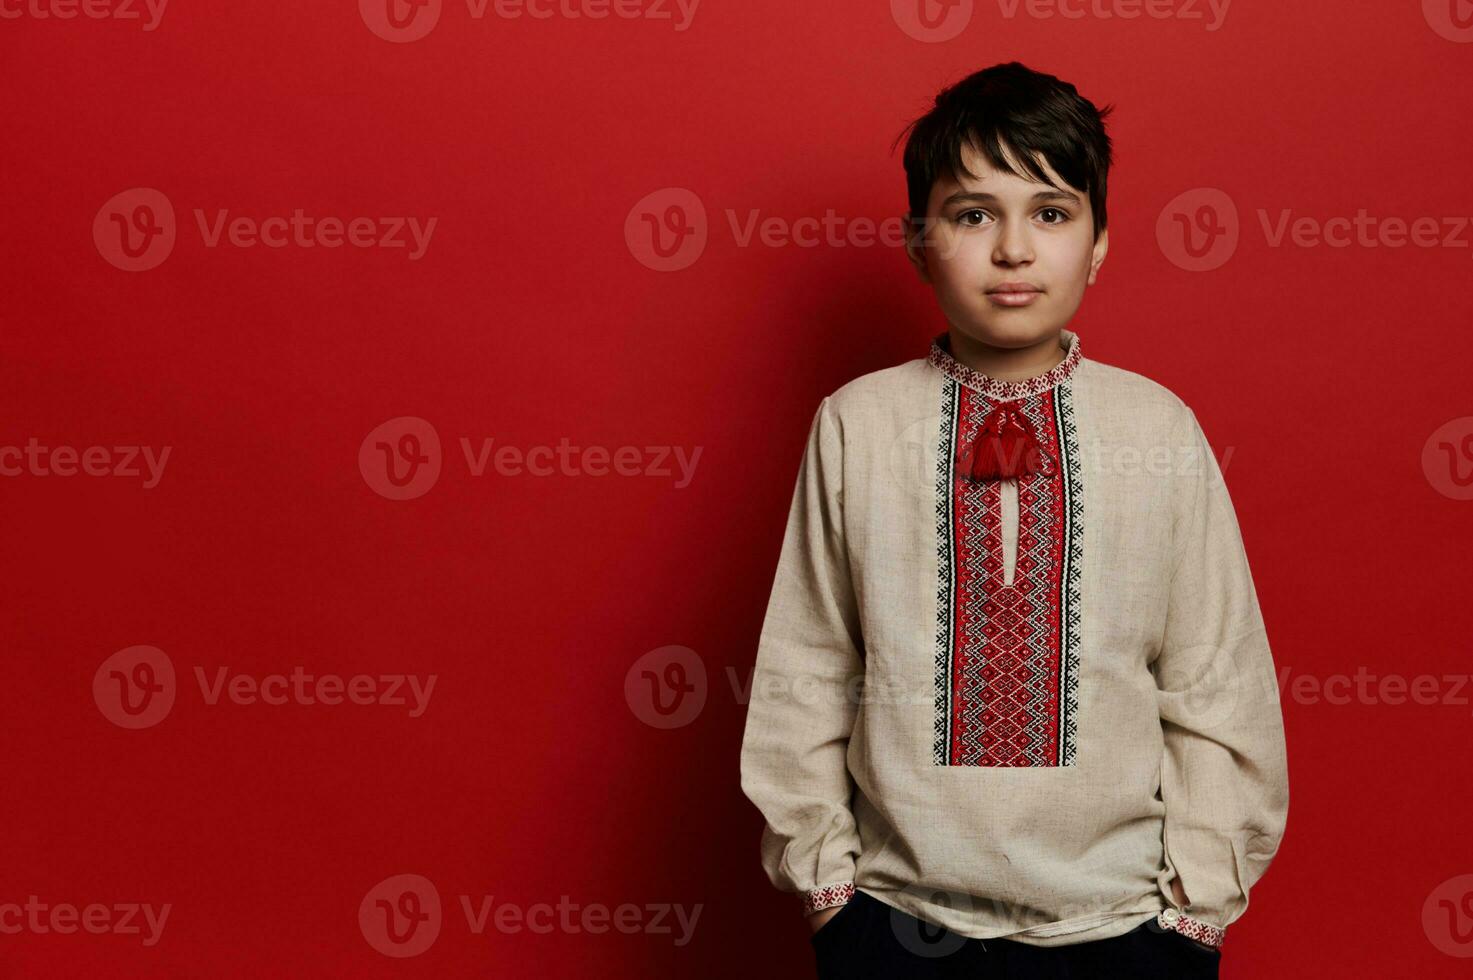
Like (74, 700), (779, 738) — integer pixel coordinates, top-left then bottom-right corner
(738, 328), (1289, 948)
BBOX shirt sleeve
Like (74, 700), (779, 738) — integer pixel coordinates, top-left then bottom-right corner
(1153, 405), (1290, 947)
(738, 395), (865, 917)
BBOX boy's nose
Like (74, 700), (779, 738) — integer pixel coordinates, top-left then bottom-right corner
(992, 225), (1035, 265)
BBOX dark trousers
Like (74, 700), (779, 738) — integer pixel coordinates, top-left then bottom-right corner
(810, 890), (1221, 980)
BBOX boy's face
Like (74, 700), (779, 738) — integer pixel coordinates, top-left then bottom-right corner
(904, 140), (1108, 350)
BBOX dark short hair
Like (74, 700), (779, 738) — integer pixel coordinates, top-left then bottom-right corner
(895, 62), (1114, 240)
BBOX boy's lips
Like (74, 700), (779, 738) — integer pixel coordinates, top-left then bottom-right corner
(986, 282), (1043, 306)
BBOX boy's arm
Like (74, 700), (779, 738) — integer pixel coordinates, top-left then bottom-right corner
(1153, 405), (1291, 949)
(739, 396), (865, 919)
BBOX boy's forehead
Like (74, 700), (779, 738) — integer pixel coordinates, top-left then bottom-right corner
(931, 140), (1078, 200)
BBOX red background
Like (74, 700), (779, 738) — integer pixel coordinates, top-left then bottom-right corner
(4, 0), (1473, 976)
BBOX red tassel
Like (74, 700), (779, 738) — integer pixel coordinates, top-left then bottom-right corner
(961, 400), (1049, 481)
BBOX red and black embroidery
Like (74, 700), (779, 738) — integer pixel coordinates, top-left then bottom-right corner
(800, 881), (856, 915)
(929, 333), (1085, 767)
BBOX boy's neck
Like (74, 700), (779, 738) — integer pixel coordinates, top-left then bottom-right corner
(945, 328), (1069, 383)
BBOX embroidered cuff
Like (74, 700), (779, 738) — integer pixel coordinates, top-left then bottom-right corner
(1157, 907), (1226, 948)
(800, 881), (855, 916)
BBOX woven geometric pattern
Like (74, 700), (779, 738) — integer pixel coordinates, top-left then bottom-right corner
(1157, 907), (1227, 948)
(800, 880), (856, 915)
(933, 377), (1084, 767)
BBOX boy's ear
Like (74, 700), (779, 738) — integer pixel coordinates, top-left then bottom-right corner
(903, 213), (932, 284)
(1087, 228), (1109, 285)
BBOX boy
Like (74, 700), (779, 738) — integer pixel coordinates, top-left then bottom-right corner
(738, 62), (1289, 979)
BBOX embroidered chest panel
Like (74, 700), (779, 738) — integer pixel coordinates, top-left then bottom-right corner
(932, 377), (1085, 767)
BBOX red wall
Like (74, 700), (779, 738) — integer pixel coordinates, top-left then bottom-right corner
(4, 1), (1473, 976)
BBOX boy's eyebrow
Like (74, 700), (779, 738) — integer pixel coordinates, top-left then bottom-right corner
(941, 189), (1083, 208)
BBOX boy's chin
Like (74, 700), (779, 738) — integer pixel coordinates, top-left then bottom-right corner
(957, 320), (1063, 349)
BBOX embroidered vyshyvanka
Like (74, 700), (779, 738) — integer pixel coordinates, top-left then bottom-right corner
(739, 329), (1288, 949)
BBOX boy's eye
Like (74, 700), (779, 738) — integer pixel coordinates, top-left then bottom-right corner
(955, 207), (1071, 226)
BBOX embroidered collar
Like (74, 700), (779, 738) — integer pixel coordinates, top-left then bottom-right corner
(927, 328), (1083, 401)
